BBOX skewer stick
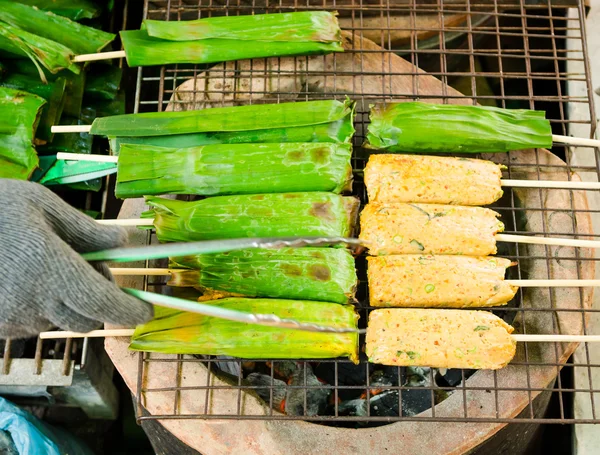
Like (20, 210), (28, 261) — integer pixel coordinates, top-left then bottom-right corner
(38, 329), (600, 343)
(57, 152), (118, 163)
(94, 219), (600, 249)
(58, 153), (600, 191)
(72, 50), (127, 63)
(106, 268), (600, 288)
(51, 125), (92, 133)
(552, 134), (600, 148)
(496, 233), (600, 249)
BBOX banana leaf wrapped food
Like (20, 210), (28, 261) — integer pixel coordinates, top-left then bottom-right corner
(365, 102), (552, 153)
(366, 308), (516, 369)
(359, 202), (504, 256)
(120, 12), (342, 67)
(115, 142), (352, 198)
(0, 2), (114, 79)
(0, 86), (46, 179)
(1, 72), (66, 142)
(170, 247), (357, 304)
(15, 0), (101, 21)
(143, 192), (360, 243)
(108, 98), (355, 152)
(367, 255), (517, 308)
(130, 298), (360, 362)
(365, 154), (504, 206)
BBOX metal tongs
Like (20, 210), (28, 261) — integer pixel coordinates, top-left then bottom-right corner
(84, 236), (368, 334)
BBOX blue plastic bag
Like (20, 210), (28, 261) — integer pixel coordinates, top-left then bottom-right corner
(0, 397), (93, 455)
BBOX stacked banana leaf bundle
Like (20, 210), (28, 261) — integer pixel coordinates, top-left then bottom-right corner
(119, 11), (343, 66)
(101, 98), (361, 360)
(0, 1), (122, 187)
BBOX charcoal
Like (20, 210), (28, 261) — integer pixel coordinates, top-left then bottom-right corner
(315, 355), (374, 400)
(245, 373), (286, 409)
(370, 368), (399, 388)
(285, 365), (331, 416)
(436, 368), (466, 387)
(369, 390), (399, 417)
(271, 361), (299, 380)
(337, 398), (368, 417)
(400, 388), (433, 417)
(404, 367), (431, 387)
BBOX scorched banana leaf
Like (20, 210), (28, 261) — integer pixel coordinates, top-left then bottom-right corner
(170, 247), (357, 304)
(0, 87), (45, 179)
(114, 142), (353, 198)
(142, 192), (359, 243)
(129, 298), (359, 362)
(365, 102), (553, 153)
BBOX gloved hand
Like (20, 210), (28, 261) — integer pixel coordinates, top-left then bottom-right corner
(0, 179), (153, 339)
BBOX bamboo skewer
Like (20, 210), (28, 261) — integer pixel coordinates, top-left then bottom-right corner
(58, 152), (600, 191)
(50, 128), (600, 149)
(108, 267), (600, 288)
(72, 50), (127, 63)
(94, 218), (600, 249)
(39, 328), (600, 343)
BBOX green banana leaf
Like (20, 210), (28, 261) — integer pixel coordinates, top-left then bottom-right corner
(120, 29), (342, 68)
(83, 64), (122, 101)
(0, 1), (114, 55)
(39, 160), (117, 186)
(143, 11), (341, 42)
(114, 142), (353, 198)
(365, 102), (553, 153)
(143, 192), (359, 243)
(0, 22), (79, 80)
(109, 115), (354, 153)
(170, 247), (357, 304)
(91, 98), (354, 137)
(15, 0), (101, 21)
(130, 298), (359, 362)
(0, 86), (45, 179)
(1, 72), (66, 142)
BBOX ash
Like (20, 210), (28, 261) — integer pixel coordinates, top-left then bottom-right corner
(209, 356), (473, 426)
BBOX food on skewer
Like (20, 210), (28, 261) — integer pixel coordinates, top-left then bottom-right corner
(129, 298), (359, 362)
(367, 255), (517, 308)
(365, 102), (552, 153)
(0, 1), (114, 78)
(169, 247), (357, 304)
(143, 192), (360, 243)
(0, 87), (46, 179)
(111, 142), (352, 198)
(359, 202), (503, 256)
(366, 308), (516, 369)
(82, 11), (343, 66)
(365, 154), (504, 205)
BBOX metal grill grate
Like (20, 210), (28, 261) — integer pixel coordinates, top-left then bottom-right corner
(128, 0), (600, 425)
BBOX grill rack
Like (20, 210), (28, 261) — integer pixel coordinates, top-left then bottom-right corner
(121, 0), (600, 426)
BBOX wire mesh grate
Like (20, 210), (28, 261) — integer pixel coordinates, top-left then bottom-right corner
(127, 0), (600, 425)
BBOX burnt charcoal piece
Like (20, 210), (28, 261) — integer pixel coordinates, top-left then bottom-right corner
(271, 361), (299, 380)
(404, 367), (431, 387)
(436, 368), (467, 387)
(315, 355), (374, 400)
(338, 398), (368, 417)
(400, 388), (433, 417)
(369, 390), (400, 417)
(370, 367), (400, 388)
(285, 365), (331, 416)
(245, 373), (286, 409)
(369, 388), (432, 418)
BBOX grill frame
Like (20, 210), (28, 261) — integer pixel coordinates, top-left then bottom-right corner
(118, 0), (600, 426)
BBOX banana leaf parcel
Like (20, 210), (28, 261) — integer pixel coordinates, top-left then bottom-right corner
(115, 142), (353, 198)
(142, 192), (360, 243)
(170, 247), (357, 304)
(15, 0), (101, 21)
(120, 11), (342, 67)
(0, 87), (45, 179)
(365, 102), (552, 153)
(129, 298), (359, 362)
